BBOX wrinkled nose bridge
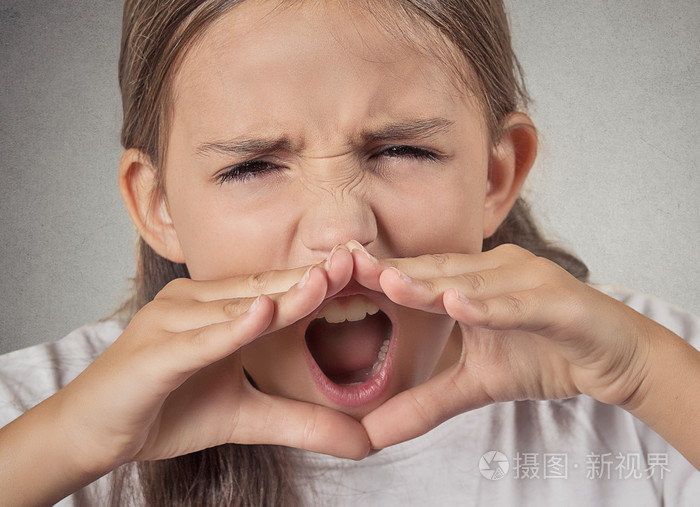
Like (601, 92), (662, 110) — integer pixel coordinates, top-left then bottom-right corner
(298, 165), (378, 252)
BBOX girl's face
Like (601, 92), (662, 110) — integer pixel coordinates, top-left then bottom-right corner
(160, 0), (497, 418)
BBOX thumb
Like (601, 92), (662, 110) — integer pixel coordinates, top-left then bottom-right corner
(235, 388), (370, 460)
(361, 366), (491, 449)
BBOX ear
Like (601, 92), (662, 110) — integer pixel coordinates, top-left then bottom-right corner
(118, 149), (186, 263)
(483, 112), (538, 238)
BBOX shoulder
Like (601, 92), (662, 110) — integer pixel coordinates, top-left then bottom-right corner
(0, 320), (123, 426)
(594, 284), (700, 349)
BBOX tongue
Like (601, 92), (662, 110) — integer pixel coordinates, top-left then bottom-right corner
(306, 312), (389, 384)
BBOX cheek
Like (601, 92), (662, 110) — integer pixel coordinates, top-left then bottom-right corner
(373, 170), (486, 256)
(240, 327), (309, 399)
(167, 187), (303, 280)
(395, 310), (456, 386)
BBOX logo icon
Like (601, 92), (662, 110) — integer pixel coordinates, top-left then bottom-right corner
(479, 451), (509, 480)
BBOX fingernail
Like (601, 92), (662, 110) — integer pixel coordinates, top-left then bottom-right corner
(297, 266), (313, 289)
(453, 289), (469, 304)
(347, 240), (379, 265)
(247, 295), (261, 313)
(389, 267), (412, 284)
(324, 244), (346, 271)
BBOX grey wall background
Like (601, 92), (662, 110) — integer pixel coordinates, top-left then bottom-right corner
(0, 1), (698, 354)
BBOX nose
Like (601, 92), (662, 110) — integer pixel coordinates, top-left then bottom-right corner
(298, 184), (377, 254)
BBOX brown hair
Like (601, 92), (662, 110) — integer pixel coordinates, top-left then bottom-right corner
(113, 0), (587, 504)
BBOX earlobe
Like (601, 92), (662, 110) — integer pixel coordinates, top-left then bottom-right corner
(118, 149), (186, 263)
(483, 113), (538, 238)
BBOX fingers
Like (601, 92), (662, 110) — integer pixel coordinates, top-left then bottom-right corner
(121, 255), (349, 391)
(152, 267), (336, 380)
(349, 243), (544, 316)
(160, 245), (353, 303)
(441, 281), (593, 342)
(114, 267), (328, 396)
(348, 240), (509, 284)
(135, 266), (321, 329)
(235, 389), (370, 460)
(267, 266), (329, 331)
(114, 297), (271, 395)
(346, 241), (385, 291)
(148, 247), (354, 332)
(350, 243), (588, 339)
(377, 268), (447, 314)
(442, 288), (543, 332)
(162, 266), (312, 301)
(122, 248), (350, 392)
(323, 245), (354, 297)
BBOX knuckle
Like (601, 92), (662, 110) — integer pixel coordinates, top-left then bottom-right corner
(502, 294), (526, 316)
(495, 243), (532, 263)
(461, 272), (486, 293)
(429, 253), (450, 266)
(246, 271), (271, 294)
(189, 326), (211, 350)
(530, 257), (572, 289)
(302, 406), (321, 446)
(420, 277), (436, 293)
(227, 407), (243, 442)
(529, 255), (555, 274)
(159, 277), (191, 297)
(494, 243), (520, 255)
(552, 284), (586, 326)
(138, 298), (169, 321)
(406, 391), (434, 429)
(222, 299), (246, 319)
(140, 298), (161, 314)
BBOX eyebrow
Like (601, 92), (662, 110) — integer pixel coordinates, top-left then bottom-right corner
(195, 137), (293, 158)
(361, 117), (455, 142)
(194, 117), (454, 158)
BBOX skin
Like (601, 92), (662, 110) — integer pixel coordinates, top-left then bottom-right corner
(1, 1), (699, 505)
(122, 1), (527, 419)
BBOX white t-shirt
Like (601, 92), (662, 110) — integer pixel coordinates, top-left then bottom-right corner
(1, 286), (698, 506)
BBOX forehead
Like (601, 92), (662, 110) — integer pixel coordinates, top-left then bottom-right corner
(170, 0), (482, 145)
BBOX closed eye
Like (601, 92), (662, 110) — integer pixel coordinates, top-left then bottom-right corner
(376, 145), (441, 162)
(215, 159), (280, 185)
(215, 145), (442, 184)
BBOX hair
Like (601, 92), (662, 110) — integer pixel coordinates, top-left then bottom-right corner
(113, 0), (588, 504)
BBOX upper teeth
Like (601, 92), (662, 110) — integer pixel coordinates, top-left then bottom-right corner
(318, 297), (380, 324)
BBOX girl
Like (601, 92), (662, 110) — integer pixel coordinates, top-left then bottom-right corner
(1, 0), (699, 505)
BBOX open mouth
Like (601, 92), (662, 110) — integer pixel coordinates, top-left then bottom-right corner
(305, 296), (393, 386)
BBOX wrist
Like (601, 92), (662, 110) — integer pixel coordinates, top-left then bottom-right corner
(0, 389), (115, 506)
(620, 320), (684, 414)
(619, 320), (700, 469)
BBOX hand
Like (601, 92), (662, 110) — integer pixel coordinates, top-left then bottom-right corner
(52, 246), (369, 479)
(350, 243), (656, 449)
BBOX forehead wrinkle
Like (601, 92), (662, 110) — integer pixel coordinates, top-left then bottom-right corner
(303, 147), (356, 160)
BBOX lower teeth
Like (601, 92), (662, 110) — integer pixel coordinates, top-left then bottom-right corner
(371, 339), (391, 375)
